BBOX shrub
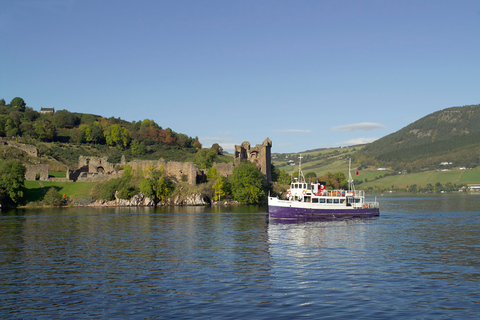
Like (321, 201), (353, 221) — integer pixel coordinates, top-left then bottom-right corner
(43, 187), (64, 206)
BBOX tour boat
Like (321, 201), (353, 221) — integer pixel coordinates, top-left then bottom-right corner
(268, 156), (380, 220)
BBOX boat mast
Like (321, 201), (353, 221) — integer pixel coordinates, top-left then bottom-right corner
(348, 158), (356, 193)
(298, 154), (306, 183)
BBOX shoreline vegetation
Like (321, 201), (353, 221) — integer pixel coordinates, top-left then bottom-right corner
(15, 167), (479, 210)
(1, 98), (479, 209)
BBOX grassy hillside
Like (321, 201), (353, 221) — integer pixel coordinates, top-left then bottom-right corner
(273, 146), (361, 177)
(357, 104), (480, 171)
(272, 142), (480, 192)
(359, 168), (480, 190)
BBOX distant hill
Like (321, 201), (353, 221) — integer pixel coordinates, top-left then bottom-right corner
(356, 104), (480, 171)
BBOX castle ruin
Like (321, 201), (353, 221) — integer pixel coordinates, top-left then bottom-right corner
(20, 138), (273, 185)
(234, 138), (272, 183)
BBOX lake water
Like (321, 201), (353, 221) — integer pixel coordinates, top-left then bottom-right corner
(1, 194), (479, 319)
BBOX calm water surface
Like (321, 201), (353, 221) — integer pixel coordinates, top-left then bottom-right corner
(1, 194), (479, 319)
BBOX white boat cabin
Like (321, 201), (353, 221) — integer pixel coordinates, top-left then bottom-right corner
(286, 181), (374, 209)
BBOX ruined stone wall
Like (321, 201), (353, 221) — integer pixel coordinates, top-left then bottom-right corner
(76, 171), (122, 182)
(125, 159), (200, 185)
(25, 164), (49, 181)
(212, 162), (234, 178)
(165, 161), (199, 185)
(78, 156), (116, 173)
(67, 166), (89, 182)
(125, 159), (164, 174)
(1, 141), (39, 157)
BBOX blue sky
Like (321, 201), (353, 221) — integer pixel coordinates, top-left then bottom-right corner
(1, 0), (479, 153)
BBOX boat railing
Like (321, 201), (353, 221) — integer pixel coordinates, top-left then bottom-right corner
(363, 201), (380, 209)
(309, 189), (365, 197)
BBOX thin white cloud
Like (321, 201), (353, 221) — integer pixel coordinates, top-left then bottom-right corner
(332, 122), (386, 132)
(273, 129), (312, 133)
(200, 137), (233, 144)
(199, 137), (237, 153)
(337, 137), (379, 146)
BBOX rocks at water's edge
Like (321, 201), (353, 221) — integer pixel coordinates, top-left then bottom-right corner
(85, 192), (210, 207)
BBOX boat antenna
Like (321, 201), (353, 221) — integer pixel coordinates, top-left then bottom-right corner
(298, 154), (306, 183)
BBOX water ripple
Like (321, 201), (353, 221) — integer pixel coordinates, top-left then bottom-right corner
(1, 199), (480, 319)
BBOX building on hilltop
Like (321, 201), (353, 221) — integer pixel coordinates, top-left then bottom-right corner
(40, 107), (55, 114)
(234, 138), (272, 183)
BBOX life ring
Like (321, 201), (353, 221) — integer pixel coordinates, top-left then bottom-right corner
(288, 190), (291, 195)
(302, 190), (306, 195)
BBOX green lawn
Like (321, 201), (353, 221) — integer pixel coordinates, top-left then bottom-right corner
(24, 180), (96, 202)
(49, 171), (66, 178)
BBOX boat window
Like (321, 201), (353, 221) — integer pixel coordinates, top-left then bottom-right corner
(355, 198), (361, 203)
(320, 198), (325, 203)
(334, 199), (339, 204)
(327, 199), (333, 204)
(307, 184), (312, 190)
(312, 198), (318, 203)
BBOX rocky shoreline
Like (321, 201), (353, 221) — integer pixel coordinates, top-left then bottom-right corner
(75, 191), (210, 207)
(68, 191), (240, 207)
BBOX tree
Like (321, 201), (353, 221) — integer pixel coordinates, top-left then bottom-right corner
(85, 122), (104, 144)
(194, 148), (217, 169)
(271, 164), (280, 182)
(305, 171), (317, 182)
(70, 127), (86, 143)
(10, 97), (26, 112)
(131, 140), (147, 156)
(229, 161), (265, 204)
(43, 187), (64, 206)
(53, 110), (79, 128)
(5, 119), (18, 137)
(139, 168), (174, 204)
(211, 143), (223, 155)
(104, 124), (130, 148)
(278, 170), (291, 185)
(212, 175), (228, 201)
(0, 161), (26, 207)
(317, 172), (348, 190)
(34, 119), (56, 141)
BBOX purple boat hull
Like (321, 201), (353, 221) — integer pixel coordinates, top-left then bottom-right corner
(268, 204), (380, 220)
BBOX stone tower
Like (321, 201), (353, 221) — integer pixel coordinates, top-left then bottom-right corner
(234, 138), (272, 183)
